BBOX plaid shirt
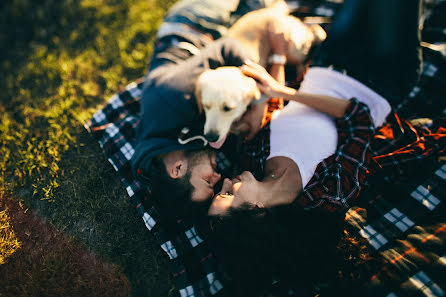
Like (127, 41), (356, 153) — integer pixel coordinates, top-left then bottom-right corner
(296, 99), (375, 212)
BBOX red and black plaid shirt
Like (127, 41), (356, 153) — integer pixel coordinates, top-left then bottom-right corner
(296, 99), (376, 212)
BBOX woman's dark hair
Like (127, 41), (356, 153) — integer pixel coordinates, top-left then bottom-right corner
(205, 204), (372, 297)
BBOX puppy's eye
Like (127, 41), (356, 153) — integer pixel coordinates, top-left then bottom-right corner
(223, 106), (231, 112)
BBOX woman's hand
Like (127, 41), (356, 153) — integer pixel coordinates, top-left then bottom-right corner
(231, 101), (268, 142)
(240, 61), (291, 99)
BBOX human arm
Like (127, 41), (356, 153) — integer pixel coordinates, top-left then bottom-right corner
(240, 61), (350, 118)
(267, 21), (287, 85)
(232, 22), (289, 141)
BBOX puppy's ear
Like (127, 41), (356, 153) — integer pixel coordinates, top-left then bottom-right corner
(195, 74), (203, 114)
(270, 0), (290, 14)
(245, 76), (261, 102)
(309, 24), (326, 44)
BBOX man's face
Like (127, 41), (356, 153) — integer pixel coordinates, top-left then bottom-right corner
(187, 150), (221, 203)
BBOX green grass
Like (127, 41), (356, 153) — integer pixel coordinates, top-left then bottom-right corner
(0, 205), (21, 265)
(0, 0), (178, 295)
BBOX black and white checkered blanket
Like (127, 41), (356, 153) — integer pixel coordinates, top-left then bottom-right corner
(85, 1), (446, 296)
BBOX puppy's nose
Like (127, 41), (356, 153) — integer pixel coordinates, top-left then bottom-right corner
(205, 132), (219, 142)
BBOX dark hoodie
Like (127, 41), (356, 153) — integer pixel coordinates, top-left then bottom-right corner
(131, 35), (250, 180)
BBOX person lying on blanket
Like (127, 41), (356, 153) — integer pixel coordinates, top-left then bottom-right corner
(201, 0), (424, 295)
(130, 0), (307, 218)
(208, 0), (423, 215)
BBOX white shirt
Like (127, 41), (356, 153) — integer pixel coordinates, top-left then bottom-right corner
(268, 67), (391, 188)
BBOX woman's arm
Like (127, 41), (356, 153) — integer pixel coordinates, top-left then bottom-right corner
(232, 22), (289, 141)
(241, 61), (350, 118)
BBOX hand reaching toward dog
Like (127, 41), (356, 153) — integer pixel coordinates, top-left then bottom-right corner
(241, 61), (292, 99)
(232, 100), (268, 142)
(236, 22), (289, 142)
(242, 61), (350, 118)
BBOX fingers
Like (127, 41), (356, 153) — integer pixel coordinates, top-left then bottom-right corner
(244, 60), (266, 71)
(255, 82), (267, 93)
(244, 127), (258, 142)
(240, 65), (261, 82)
(240, 63), (268, 83)
(220, 178), (233, 194)
(231, 121), (250, 135)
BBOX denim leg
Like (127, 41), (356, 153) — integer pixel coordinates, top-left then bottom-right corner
(163, 0), (279, 39)
(164, 0), (240, 39)
(230, 0), (283, 25)
(312, 0), (422, 107)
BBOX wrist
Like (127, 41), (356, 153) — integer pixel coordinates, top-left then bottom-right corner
(268, 54), (287, 65)
(280, 86), (297, 100)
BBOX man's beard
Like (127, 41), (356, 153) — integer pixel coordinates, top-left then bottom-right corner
(183, 149), (216, 219)
(170, 149), (216, 221)
(179, 197), (213, 231)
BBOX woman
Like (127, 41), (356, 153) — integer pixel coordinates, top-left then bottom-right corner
(205, 66), (379, 295)
(208, 0), (422, 215)
(204, 0), (422, 295)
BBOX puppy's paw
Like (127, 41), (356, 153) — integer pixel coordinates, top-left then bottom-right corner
(309, 24), (327, 44)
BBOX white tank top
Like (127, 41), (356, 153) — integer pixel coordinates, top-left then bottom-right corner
(268, 67), (391, 188)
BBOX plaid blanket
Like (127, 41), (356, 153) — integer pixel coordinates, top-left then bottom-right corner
(85, 1), (446, 296)
(85, 80), (227, 296)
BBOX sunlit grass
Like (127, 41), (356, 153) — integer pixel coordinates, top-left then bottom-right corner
(0, 206), (21, 265)
(0, 0), (177, 295)
(0, 0), (176, 201)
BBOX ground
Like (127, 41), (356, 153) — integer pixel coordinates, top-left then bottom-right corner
(0, 0), (178, 296)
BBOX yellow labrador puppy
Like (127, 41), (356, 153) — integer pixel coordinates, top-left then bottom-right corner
(197, 1), (326, 148)
(227, 1), (326, 67)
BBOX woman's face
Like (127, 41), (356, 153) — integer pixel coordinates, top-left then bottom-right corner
(208, 171), (264, 216)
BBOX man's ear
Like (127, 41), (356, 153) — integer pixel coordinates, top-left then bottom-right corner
(195, 76), (203, 114)
(168, 159), (187, 179)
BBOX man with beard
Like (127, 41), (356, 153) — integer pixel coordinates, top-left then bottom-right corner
(144, 149), (221, 222)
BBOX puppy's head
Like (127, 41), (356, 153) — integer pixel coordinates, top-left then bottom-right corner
(196, 66), (260, 148)
(283, 16), (327, 64)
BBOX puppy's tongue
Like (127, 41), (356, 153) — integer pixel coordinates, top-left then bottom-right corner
(209, 134), (227, 149)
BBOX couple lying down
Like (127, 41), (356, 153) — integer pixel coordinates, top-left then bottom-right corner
(138, 0), (421, 214)
(132, 0), (423, 295)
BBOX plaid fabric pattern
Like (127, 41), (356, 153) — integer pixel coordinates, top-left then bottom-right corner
(84, 1), (446, 296)
(345, 160), (446, 296)
(296, 100), (376, 212)
(86, 81), (227, 297)
(341, 17), (446, 297)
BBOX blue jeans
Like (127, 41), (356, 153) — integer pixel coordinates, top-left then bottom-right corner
(149, 0), (279, 72)
(163, 0), (278, 39)
(312, 0), (423, 107)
